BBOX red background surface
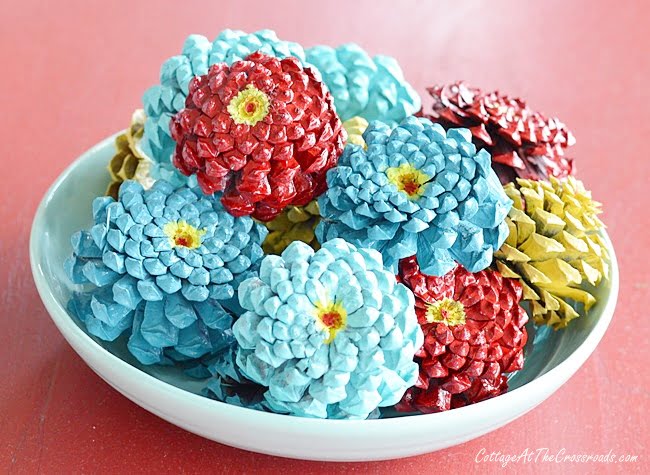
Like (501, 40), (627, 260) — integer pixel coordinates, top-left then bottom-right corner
(1, 0), (648, 473)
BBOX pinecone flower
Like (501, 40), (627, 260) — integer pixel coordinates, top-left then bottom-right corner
(423, 82), (575, 183)
(494, 177), (609, 329)
(106, 110), (153, 199)
(141, 30), (307, 185)
(65, 180), (268, 364)
(343, 116), (369, 148)
(232, 239), (423, 419)
(317, 116), (512, 276)
(203, 346), (268, 410)
(170, 52), (345, 221)
(262, 200), (321, 255)
(396, 257), (528, 413)
(306, 44), (421, 124)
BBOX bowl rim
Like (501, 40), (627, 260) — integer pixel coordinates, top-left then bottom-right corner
(30, 132), (620, 428)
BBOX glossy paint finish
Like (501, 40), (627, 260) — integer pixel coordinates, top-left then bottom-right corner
(1, 0), (648, 472)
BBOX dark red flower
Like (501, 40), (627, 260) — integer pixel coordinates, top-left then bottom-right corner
(395, 257), (528, 413)
(421, 82), (575, 184)
(170, 52), (345, 221)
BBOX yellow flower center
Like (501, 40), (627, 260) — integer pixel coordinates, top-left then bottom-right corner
(163, 220), (206, 249)
(425, 298), (466, 326)
(386, 163), (430, 199)
(227, 84), (270, 126)
(314, 300), (347, 344)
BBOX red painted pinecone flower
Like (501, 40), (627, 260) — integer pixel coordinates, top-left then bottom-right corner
(395, 257), (529, 413)
(421, 82), (575, 184)
(170, 52), (346, 221)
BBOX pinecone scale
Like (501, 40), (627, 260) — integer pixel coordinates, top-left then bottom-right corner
(396, 258), (528, 413)
(106, 110), (152, 199)
(494, 177), (609, 328)
(422, 82), (575, 183)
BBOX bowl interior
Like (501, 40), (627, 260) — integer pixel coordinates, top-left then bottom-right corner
(32, 134), (616, 413)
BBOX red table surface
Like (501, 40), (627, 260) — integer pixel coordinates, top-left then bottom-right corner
(1, 0), (648, 473)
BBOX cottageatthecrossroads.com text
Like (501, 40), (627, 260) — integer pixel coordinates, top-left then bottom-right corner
(475, 448), (639, 468)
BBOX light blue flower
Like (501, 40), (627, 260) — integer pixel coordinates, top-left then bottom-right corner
(316, 117), (512, 276)
(65, 180), (267, 364)
(141, 29), (307, 185)
(305, 43), (420, 124)
(232, 239), (423, 419)
(201, 347), (267, 410)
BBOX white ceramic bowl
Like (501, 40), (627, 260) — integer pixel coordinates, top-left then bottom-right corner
(30, 133), (619, 461)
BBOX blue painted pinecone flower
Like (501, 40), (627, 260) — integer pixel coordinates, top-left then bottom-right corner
(203, 346), (267, 410)
(305, 44), (421, 124)
(232, 239), (423, 419)
(65, 180), (267, 364)
(317, 117), (512, 276)
(141, 29), (307, 185)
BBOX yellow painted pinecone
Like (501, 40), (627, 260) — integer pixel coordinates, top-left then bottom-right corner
(106, 109), (152, 199)
(494, 177), (609, 329)
(343, 116), (368, 148)
(262, 201), (321, 254)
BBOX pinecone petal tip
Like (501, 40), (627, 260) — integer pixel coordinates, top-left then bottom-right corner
(495, 177), (609, 329)
(422, 81), (575, 184)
